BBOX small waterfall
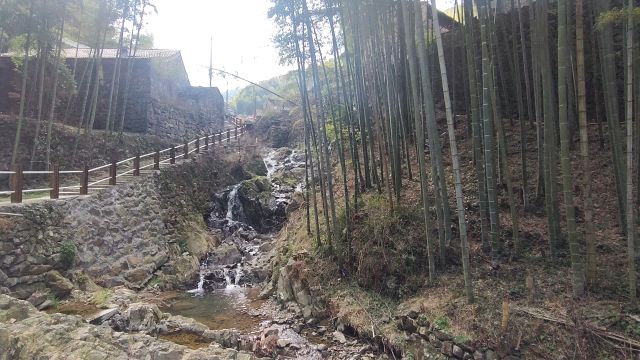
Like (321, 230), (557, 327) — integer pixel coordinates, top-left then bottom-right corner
(226, 184), (242, 221)
(234, 265), (243, 285)
(187, 265), (207, 296)
(190, 148), (305, 296)
(223, 267), (233, 285)
(263, 156), (278, 179)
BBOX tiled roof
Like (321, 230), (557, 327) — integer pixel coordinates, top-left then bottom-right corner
(62, 48), (181, 59)
(1, 48), (181, 60)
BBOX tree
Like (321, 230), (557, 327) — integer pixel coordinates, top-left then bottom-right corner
(10, 1), (33, 166)
(625, 0), (636, 299)
(575, 0), (596, 286)
(557, 0), (585, 297)
(432, 0), (473, 302)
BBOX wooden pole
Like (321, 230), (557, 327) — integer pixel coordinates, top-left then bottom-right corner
(133, 154), (140, 176)
(226, 129), (230, 143)
(80, 165), (89, 195)
(218, 132), (222, 143)
(154, 150), (160, 170)
(234, 126), (238, 138)
(170, 146), (176, 164)
(109, 156), (117, 185)
(205, 134), (209, 151)
(195, 137), (200, 154)
(49, 164), (59, 199)
(183, 142), (189, 160)
(10, 164), (23, 203)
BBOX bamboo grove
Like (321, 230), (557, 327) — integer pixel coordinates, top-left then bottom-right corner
(0, 0), (155, 168)
(269, 0), (639, 302)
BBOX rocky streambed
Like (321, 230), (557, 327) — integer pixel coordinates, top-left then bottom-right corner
(157, 147), (384, 359)
(0, 148), (386, 360)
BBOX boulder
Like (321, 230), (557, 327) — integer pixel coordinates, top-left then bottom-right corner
(453, 345), (465, 359)
(209, 243), (242, 266)
(441, 341), (453, 356)
(276, 267), (294, 303)
(245, 154), (268, 177)
(333, 331), (347, 344)
(111, 303), (163, 332)
(0, 294), (251, 359)
(202, 329), (240, 349)
(45, 270), (74, 297)
(88, 307), (119, 325)
(26, 290), (49, 307)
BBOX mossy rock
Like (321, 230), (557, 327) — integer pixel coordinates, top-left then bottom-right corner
(271, 172), (300, 188)
(240, 177), (272, 202)
(246, 154), (268, 177)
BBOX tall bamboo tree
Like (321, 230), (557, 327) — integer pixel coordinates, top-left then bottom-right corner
(431, 0), (473, 302)
(557, 0), (585, 297)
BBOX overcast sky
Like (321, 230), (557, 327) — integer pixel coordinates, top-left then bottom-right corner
(146, 0), (457, 94)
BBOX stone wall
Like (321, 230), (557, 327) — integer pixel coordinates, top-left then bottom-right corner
(64, 57), (225, 139)
(0, 53), (224, 140)
(0, 150), (244, 302)
(63, 58), (153, 133)
(147, 87), (224, 140)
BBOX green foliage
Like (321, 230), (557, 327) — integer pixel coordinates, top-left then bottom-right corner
(47, 294), (60, 309)
(434, 315), (451, 331)
(146, 275), (162, 288)
(453, 334), (471, 345)
(92, 288), (113, 307)
(59, 242), (77, 269)
(178, 239), (189, 254)
(325, 115), (350, 146)
(340, 194), (429, 299)
(230, 70), (300, 116)
(596, 7), (640, 30)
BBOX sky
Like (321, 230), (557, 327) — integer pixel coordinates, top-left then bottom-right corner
(146, 0), (458, 95)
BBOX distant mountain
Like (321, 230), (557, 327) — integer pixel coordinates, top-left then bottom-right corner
(229, 70), (300, 116)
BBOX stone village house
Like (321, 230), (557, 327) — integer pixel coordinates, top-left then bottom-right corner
(0, 47), (225, 140)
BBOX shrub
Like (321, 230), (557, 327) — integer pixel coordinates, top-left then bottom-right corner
(344, 194), (429, 299)
(47, 294), (60, 309)
(92, 288), (113, 307)
(178, 239), (189, 254)
(59, 242), (77, 269)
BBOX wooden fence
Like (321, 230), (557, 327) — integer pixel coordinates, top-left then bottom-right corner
(1, 125), (247, 204)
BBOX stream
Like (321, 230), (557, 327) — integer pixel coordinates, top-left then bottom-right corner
(158, 148), (382, 359)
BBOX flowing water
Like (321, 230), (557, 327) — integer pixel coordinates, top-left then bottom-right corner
(158, 148), (381, 359)
(164, 148), (303, 332)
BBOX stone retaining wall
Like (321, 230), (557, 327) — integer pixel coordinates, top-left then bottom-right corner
(0, 150), (243, 303)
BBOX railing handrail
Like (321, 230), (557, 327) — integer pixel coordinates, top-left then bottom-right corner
(1, 124), (247, 203)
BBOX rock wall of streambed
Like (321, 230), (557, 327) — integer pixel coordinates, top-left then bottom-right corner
(0, 294), (255, 359)
(0, 151), (243, 303)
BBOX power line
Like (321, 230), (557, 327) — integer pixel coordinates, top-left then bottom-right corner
(197, 64), (297, 105)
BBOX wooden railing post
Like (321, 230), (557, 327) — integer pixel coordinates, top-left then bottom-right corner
(234, 126), (238, 139)
(195, 137), (200, 154)
(204, 135), (209, 151)
(109, 156), (117, 185)
(49, 164), (60, 199)
(170, 146), (176, 164)
(183, 142), (189, 160)
(10, 164), (23, 203)
(133, 153), (140, 176)
(226, 129), (230, 143)
(80, 166), (89, 195)
(218, 132), (222, 143)
(154, 150), (160, 170)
